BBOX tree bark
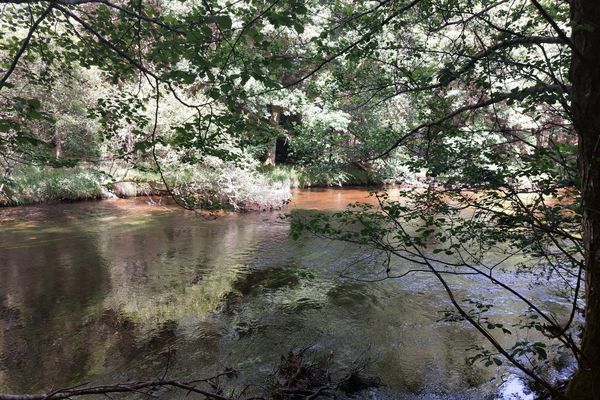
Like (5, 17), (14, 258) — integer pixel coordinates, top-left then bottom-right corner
(567, 1), (600, 399)
(264, 105), (282, 166)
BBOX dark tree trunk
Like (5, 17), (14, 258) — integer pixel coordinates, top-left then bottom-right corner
(264, 105), (282, 166)
(567, 1), (600, 399)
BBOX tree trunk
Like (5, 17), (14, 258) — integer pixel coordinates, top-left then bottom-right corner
(264, 105), (282, 166)
(567, 1), (600, 399)
(54, 129), (62, 159)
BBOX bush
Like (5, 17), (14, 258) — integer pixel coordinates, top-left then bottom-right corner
(0, 160), (292, 211)
(261, 165), (380, 188)
(161, 159), (291, 211)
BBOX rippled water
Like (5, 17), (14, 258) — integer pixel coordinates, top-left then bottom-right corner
(0, 189), (572, 399)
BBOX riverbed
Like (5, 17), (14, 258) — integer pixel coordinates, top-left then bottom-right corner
(0, 188), (572, 399)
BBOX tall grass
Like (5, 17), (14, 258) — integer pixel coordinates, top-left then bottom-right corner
(1, 166), (103, 206)
(159, 162), (292, 211)
(0, 163), (291, 211)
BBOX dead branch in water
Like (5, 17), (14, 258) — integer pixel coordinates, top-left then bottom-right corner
(0, 349), (380, 400)
(0, 375), (235, 400)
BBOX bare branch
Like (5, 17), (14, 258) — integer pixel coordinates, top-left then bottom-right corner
(0, 379), (232, 400)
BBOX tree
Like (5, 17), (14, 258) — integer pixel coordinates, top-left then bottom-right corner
(1, 0), (599, 398)
(565, 1), (600, 398)
(288, 1), (593, 398)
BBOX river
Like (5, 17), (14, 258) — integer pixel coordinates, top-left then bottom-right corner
(0, 188), (573, 399)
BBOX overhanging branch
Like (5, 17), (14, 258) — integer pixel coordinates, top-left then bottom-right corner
(374, 83), (569, 159)
(0, 4), (54, 89)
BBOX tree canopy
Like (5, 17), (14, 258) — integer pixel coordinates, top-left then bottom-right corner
(1, 0), (599, 398)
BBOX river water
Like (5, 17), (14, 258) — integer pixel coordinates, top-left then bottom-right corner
(0, 188), (573, 399)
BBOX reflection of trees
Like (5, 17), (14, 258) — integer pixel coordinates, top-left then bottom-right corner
(0, 224), (110, 391)
(98, 215), (284, 327)
(1, 202), (546, 397)
(0, 209), (294, 393)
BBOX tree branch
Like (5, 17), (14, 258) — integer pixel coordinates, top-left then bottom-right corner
(0, 4), (53, 89)
(529, 0), (579, 57)
(0, 379), (233, 400)
(1, 0), (184, 33)
(374, 84), (568, 159)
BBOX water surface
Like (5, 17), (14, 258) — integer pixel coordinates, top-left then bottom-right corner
(0, 189), (572, 399)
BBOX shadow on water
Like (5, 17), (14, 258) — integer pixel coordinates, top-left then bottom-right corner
(0, 192), (570, 399)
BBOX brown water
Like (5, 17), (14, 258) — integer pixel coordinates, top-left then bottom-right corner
(0, 189), (572, 399)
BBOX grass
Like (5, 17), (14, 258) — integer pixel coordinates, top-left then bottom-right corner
(0, 162), (387, 209)
(159, 162), (292, 211)
(0, 163), (292, 211)
(1, 166), (104, 206)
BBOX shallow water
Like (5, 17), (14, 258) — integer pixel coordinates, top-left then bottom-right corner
(0, 189), (572, 399)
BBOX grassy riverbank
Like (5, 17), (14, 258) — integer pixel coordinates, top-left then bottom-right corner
(0, 166), (105, 206)
(0, 165), (289, 211)
(0, 161), (415, 210)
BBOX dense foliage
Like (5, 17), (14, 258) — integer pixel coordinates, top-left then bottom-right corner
(2, 0), (599, 398)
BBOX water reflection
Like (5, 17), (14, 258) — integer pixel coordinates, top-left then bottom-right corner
(0, 193), (570, 398)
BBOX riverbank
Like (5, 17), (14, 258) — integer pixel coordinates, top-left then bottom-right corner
(0, 186), (383, 226)
(0, 165), (291, 211)
(0, 164), (392, 210)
